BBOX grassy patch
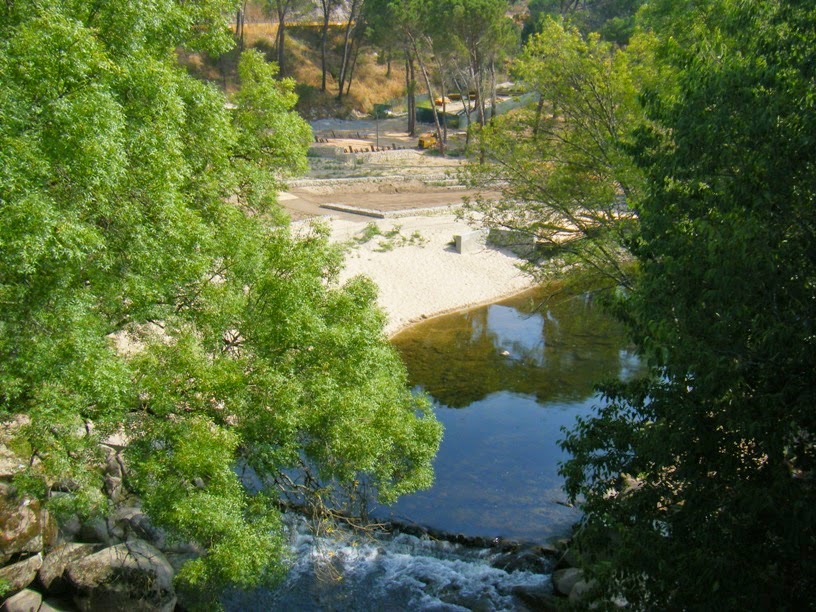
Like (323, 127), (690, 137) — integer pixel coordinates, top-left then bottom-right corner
(353, 223), (427, 251)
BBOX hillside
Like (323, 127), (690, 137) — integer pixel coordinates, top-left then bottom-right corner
(178, 22), (409, 119)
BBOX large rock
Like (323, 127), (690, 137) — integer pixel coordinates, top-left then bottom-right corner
(76, 517), (111, 546)
(491, 549), (553, 575)
(551, 567), (583, 596)
(0, 588), (42, 612)
(569, 578), (599, 604)
(66, 540), (176, 612)
(109, 507), (165, 548)
(0, 493), (56, 564)
(38, 543), (102, 595)
(0, 446), (25, 482)
(0, 554), (43, 595)
(511, 584), (560, 611)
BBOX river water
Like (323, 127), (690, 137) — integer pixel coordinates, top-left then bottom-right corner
(227, 287), (639, 610)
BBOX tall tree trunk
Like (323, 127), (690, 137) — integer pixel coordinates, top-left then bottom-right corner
(236, 3), (246, 51)
(452, 72), (471, 147)
(469, 47), (486, 127)
(434, 55), (449, 143)
(345, 34), (362, 96)
(406, 54), (416, 136)
(320, 6), (330, 90)
(409, 34), (444, 156)
(337, 0), (360, 101)
(489, 58), (497, 122)
(276, 8), (287, 76)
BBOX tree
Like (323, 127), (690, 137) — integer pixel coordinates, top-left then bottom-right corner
(462, 18), (653, 288)
(0, 0), (442, 603)
(337, 0), (367, 101)
(443, 0), (513, 129)
(265, 0), (310, 77)
(523, 0), (645, 44)
(318, 0), (343, 91)
(559, 0), (816, 608)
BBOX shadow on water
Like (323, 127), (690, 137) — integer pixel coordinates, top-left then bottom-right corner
(375, 285), (642, 541)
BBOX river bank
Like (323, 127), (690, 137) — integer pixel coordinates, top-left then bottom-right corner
(299, 211), (536, 336)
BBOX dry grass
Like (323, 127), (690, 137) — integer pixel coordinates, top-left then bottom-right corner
(180, 22), (408, 117)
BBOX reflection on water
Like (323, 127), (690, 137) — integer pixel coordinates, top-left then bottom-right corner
(379, 286), (641, 541)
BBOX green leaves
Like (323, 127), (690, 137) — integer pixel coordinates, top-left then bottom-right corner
(1, 1), (441, 602)
(559, 1), (816, 608)
(463, 18), (648, 289)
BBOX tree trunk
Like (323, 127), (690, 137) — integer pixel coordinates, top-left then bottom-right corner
(406, 54), (416, 136)
(337, 0), (360, 101)
(410, 34), (444, 156)
(434, 55), (449, 143)
(345, 34), (362, 96)
(236, 4), (246, 51)
(489, 58), (497, 122)
(320, 7), (330, 90)
(276, 8), (287, 76)
(469, 48), (486, 127)
(532, 95), (545, 136)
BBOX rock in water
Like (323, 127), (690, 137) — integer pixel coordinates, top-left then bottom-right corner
(66, 540), (176, 612)
(551, 567), (583, 596)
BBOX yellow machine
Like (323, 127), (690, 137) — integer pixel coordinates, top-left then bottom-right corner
(418, 132), (437, 149)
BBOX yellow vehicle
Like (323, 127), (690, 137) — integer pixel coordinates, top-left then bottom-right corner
(418, 132), (437, 149)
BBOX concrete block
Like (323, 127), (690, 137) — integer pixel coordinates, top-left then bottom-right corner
(487, 228), (536, 257)
(454, 230), (487, 254)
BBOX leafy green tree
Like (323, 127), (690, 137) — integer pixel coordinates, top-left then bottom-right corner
(443, 0), (513, 128)
(0, 0), (441, 602)
(462, 18), (655, 288)
(523, 0), (645, 44)
(560, 1), (816, 608)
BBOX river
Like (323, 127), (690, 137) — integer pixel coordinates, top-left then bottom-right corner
(226, 286), (640, 610)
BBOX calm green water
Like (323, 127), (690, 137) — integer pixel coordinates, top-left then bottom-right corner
(380, 286), (641, 541)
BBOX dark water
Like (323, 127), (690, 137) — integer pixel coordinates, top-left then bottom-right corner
(377, 286), (641, 541)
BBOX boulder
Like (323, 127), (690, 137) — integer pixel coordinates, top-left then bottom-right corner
(0, 446), (25, 482)
(76, 517), (110, 546)
(0, 494), (56, 564)
(569, 578), (599, 604)
(39, 598), (76, 612)
(511, 584), (560, 611)
(0, 588), (41, 612)
(57, 515), (81, 541)
(38, 543), (102, 595)
(551, 567), (583, 596)
(99, 446), (123, 480)
(103, 475), (125, 505)
(491, 550), (553, 575)
(66, 540), (176, 612)
(109, 507), (165, 549)
(0, 554), (43, 595)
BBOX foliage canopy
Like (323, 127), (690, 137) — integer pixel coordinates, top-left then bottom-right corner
(0, 0), (441, 600)
(557, 0), (816, 608)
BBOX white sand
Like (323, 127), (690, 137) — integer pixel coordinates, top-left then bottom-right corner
(312, 214), (535, 336)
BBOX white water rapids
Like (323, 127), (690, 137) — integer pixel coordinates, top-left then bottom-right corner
(224, 514), (554, 611)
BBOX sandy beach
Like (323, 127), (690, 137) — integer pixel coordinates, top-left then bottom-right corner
(294, 212), (535, 337)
